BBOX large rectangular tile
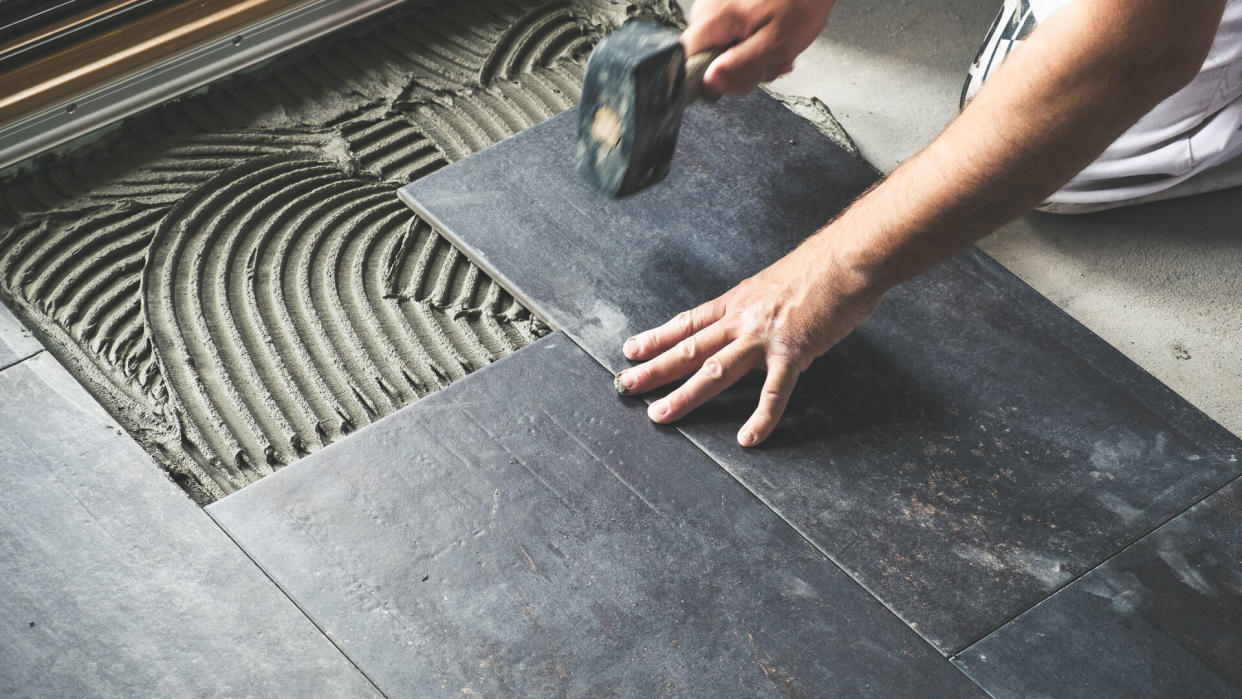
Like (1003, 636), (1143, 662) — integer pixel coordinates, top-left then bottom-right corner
(401, 92), (879, 371)
(662, 251), (1242, 654)
(955, 476), (1242, 697)
(398, 93), (1242, 653)
(209, 334), (984, 697)
(0, 353), (378, 698)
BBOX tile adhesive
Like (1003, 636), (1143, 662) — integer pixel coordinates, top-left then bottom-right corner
(0, 0), (684, 503)
(0, 0), (858, 505)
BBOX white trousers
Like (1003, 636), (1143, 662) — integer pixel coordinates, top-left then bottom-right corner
(963, 0), (1242, 213)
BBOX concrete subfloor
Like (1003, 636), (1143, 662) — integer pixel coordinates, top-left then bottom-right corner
(2, 3), (1240, 694)
(676, 0), (1241, 436)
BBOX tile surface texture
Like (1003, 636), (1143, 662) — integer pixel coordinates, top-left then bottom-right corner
(956, 476), (1242, 697)
(759, 0), (1242, 437)
(400, 93), (1242, 653)
(402, 93), (879, 371)
(0, 353), (378, 698)
(209, 334), (985, 697)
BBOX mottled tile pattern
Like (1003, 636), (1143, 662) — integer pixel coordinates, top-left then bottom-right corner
(0, 354), (378, 697)
(210, 334), (985, 697)
(402, 93), (877, 372)
(955, 476), (1242, 697)
(399, 95), (1242, 653)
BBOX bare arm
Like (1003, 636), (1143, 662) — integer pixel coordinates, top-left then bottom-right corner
(616, 0), (1226, 446)
(830, 0), (1224, 286)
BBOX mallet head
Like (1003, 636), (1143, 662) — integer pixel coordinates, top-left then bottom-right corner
(576, 21), (689, 197)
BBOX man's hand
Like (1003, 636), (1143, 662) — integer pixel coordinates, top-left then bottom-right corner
(615, 237), (883, 447)
(682, 0), (835, 96)
(621, 0), (1224, 443)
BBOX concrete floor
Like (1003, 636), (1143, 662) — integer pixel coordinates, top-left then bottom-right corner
(681, 0), (1242, 436)
(3, 4), (1238, 694)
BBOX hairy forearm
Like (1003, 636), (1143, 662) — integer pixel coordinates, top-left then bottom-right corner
(814, 0), (1225, 291)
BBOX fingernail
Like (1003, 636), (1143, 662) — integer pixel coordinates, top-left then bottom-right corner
(614, 371), (632, 395)
(623, 337), (638, 357)
(739, 428), (757, 447)
(648, 400), (668, 421)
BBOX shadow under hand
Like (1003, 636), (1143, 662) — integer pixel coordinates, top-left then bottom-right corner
(676, 329), (949, 453)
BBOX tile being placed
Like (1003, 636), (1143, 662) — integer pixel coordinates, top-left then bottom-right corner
(0, 353), (379, 698)
(398, 92), (1242, 653)
(955, 476), (1242, 697)
(401, 91), (879, 369)
(0, 299), (41, 371)
(209, 334), (985, 697)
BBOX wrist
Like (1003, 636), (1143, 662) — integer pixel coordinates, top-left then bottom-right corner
(788, 224), (892, 307)
(816, 163), (956, 292)
(803, 219), (893, 304)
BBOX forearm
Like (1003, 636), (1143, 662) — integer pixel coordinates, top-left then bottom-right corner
(815, 0), (1225, 290)
(621, 0), (1226, 442)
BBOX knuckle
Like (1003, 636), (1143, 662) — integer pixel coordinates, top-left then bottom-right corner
(770, 334), (810, 359)
(717, 61), (745, 79)
(760, 387), (786, 405)
(702, 357), (725, 380)
(766, 352), (804, 375)
(678, 337), (698, 360)
(676, 311), (694, 332)
(640, 362), (666, 383)
(738, 326), (771, 351)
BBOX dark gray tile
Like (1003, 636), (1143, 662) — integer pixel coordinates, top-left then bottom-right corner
(209, 334), (984, 697)
(0, 354), (378, 698)
(400, 92), (878, 370)
(954, 476), (1242, 697)
(667, 251), (1242, 655)
(398, 93), (1242, 653)
(0, 300), (41, 371)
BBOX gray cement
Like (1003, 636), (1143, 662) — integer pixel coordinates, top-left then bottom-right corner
(679, 0), (1242, 437)
(398, 98), (1242, 655)
(0, 301), (40, 370)
(0, 0), (682, 503)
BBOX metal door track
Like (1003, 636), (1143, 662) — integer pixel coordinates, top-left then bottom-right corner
(0, 0), (412, 171)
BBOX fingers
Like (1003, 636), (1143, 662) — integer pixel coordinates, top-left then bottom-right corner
(703, 22), (787, 96)
(681, 4), (745, 56)
(626, 340), (803, 446)
(615, 323), (730, 395)
(736, 357), (800, 447)
(648, 340), (761, 423)
(623, 301), (722, 361)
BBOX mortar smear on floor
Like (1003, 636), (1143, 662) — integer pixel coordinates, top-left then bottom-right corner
(0, 0), (682, 504)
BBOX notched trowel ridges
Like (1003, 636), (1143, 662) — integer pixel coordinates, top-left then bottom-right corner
(0, 0), (683, 504)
